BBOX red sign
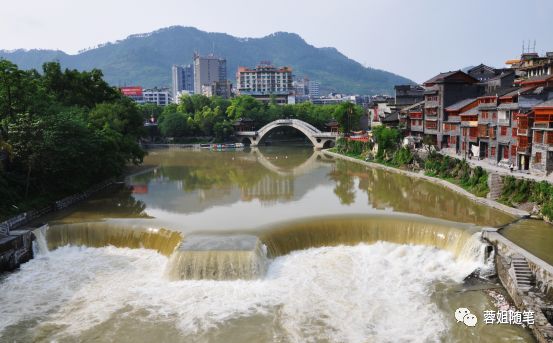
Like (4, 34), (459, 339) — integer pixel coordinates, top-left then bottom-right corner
(120, 86), (143, 97)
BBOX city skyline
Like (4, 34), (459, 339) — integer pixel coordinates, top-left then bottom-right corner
(2, 0), (553, 83)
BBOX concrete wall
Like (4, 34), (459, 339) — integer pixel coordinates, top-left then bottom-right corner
(483, 230), (553, 342)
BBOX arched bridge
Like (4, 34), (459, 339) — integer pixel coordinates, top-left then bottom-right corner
(235, 119), (338, 149)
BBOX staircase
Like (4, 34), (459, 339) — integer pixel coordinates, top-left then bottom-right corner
(487, 173), (504, 200)
(511, 255), (535, 292)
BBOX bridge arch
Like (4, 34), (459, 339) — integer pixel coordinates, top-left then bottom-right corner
(236, 119), (337, 149)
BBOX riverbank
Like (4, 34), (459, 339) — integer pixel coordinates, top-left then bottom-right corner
(326, 149), (553, 341)
(322, 150), (529, 218)
(0, 177), (124, 272)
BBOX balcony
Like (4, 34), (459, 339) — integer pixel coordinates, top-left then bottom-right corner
(425, 100), (439, 109)
(410, 124), (424, 132)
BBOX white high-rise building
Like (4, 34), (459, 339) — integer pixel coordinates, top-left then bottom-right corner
(308, 80), (321, 98)
(143, 87), (172, 106)
(236, 63), (293, 95)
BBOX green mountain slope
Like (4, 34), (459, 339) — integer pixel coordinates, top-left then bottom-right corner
(1, 26), (413, 94)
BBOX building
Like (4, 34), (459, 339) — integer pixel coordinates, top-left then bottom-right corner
(194, 53), (227, 95)
(422, 70), (482, 147)
(172, 64), (194, 103)
(120, 86), (144, 104)
(308, 81), (321, 98)
(201, 80), (232, 99)
(293, 78), (309, 96)
(236, 63), (293, 95)
(394, 85), (425, 106)
(530, 100), (553, 175)
(143, 87), (172, 106)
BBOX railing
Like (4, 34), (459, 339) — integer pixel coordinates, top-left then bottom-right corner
(0, 178), (115, 237)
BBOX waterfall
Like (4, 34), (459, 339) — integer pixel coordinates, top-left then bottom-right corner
(165, 235), (269, 281)
(44, 222), (182, 256)
(32, 225), (50, 256)
(259, 215), (485, 264)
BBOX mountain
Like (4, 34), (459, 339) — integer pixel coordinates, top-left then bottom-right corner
(0, 26), (413, 95)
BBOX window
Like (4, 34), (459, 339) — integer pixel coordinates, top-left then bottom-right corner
(503, 147), (509, 159)
(535, 152), (542, 163)
(500, 127), (507, 136)
(535, 131), (544, 143)
(511, 145), (517, 157)
(512, 128), (518, 137)
(491, 147), (496, 157)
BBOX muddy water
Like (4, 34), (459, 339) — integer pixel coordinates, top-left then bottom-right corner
(0, 147), (536, 342)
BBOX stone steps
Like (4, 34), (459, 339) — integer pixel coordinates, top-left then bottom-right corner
(487, 173), (504, 200)
(511, 255), (535, 291)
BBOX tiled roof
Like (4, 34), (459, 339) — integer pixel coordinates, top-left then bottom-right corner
(381, 112), (399, 123)
(445, 98), (477, 111)
(497, 103), (519, 110)
(424, 71), (459, 85)
(534, 99), (553, 108)
(478, 103), (498, 110)
(520, 74), (553, 85)
(400, 101), (425, 113)
(460, 107), (479, 116)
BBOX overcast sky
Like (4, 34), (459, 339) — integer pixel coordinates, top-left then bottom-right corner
(2, 0), (553, 82)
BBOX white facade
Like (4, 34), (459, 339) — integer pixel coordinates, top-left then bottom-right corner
(143, 88), (172, 106)
(237, 65), (293, 95)
(308, 81), (321, 98)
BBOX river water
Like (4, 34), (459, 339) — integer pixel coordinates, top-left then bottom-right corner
(0, 147), (538, 342)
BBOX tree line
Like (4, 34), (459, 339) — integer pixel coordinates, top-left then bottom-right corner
(0, 58), (365, 218)
(0, 59), (144, 218)
(141, 94), (364, 142)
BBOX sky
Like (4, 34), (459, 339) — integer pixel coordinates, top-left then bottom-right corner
(2, 0), (553, 83)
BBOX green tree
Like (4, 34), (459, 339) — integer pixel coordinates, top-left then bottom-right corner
(333, 102), (363, 132)
(159, 112), (190, 137)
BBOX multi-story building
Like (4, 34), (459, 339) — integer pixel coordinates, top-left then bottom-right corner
(394, 52), (553, 176)
(530, 100), (553, 175)
(201, 80), (232, 99)
(236, 63), (293, 95)
(172, 64), (194, 103)
(394, 85), (424, 106)
(194, 53), (227, 95)
(422, 71), (482, 147)
(403, 101), (425, 137)
(444, 98), (478, 154)
(308, 81), (321, 98)
(143, 87), (172, 106)
(120, 86), (145, 104)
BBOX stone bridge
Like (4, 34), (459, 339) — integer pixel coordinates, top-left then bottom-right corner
(235, 119), (338, 149)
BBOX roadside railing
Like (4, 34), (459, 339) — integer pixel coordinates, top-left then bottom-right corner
(0, 178), (116, 237)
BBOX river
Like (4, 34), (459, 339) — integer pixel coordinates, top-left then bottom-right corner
(0, 147), (539, 342)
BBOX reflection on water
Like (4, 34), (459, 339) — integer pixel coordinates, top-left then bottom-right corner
(502, 219), (553, 265)
(53, 147), (516, 231)
(1, 146), (541, 342)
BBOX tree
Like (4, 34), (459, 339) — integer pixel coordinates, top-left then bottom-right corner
(372, 126), (401, 160)
(87, 99), (145, 164)
(42, 62), (119, 108)
(333, 102), (363, 132)
(159, 112), (190, 137)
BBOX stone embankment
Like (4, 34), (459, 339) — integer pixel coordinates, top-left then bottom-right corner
(483, 228), (553, 343)
(322, 150), (529, 218)
(325, 150), (553, 342)
(0, 179), (117, 272)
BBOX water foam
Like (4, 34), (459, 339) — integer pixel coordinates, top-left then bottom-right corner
(0, 242), (484, 342)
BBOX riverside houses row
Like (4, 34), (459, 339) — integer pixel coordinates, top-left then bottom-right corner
(401, 52), (553, 176)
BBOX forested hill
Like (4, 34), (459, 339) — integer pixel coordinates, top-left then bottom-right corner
(0, 26), (413, 95)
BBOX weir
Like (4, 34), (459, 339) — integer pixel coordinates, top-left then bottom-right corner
(258, 215), (486, 263)
(165, 235), (268, 281)
(26, 215), (489, 281)
(44, 222), (182, 256)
